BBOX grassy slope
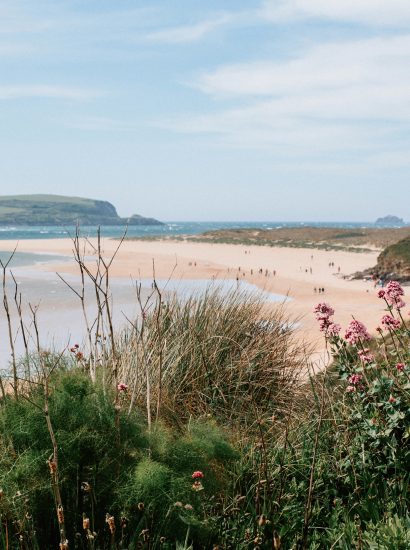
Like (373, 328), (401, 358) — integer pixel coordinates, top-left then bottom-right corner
(0, 194), (163, 226)
(376, 236), (410, 279)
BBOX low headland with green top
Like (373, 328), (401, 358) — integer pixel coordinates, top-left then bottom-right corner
(0, 194), (163, 226)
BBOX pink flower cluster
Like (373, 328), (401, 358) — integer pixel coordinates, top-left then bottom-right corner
(396, 363), (405, 372)
(381, 314), (401, 330)
(358, 348), (374, 364)
(192, 471), (204, 479)
(117, 383), (128, 392)
(344, 319), (371, 345)
(378, 281), (406, 310)
(348, 374), (362, 385)
(313, 303), (341, 336)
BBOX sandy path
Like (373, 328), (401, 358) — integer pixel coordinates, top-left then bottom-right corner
(0, 238), (385, 367)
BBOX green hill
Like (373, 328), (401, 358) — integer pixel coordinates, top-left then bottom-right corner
(0, 194), (163, 226)
(374, 236), (410, 281)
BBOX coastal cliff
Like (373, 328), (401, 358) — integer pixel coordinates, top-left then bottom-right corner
(0, 194), (163, 226)
(374, 236), (410, 282)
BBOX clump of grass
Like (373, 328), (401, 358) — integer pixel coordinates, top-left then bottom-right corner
(115, 286), (305, 428)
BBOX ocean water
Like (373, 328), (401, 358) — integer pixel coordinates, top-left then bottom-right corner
(0, 220), (384, 241)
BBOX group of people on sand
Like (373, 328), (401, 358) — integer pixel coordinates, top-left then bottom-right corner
(314, 287), (326, 294)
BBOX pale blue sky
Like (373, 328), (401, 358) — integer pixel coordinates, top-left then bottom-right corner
(1, 0), (409, 221)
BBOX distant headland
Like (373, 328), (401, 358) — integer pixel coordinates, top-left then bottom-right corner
(0, 194), (163, 226)
(375, 215), (405, 227)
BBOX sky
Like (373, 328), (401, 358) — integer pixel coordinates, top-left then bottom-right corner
(1, 0), (410, 222)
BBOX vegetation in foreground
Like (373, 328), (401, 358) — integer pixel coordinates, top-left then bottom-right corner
(0, 238), (409, 548)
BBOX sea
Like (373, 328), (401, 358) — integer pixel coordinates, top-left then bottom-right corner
(0, 220), (385, 241)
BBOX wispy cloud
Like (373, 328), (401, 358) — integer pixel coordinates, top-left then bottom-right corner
(0, 85), (101, 101)
(159, 34), (410, 157)
(260, 0), (410, 26)
(144, 14), (234, 44)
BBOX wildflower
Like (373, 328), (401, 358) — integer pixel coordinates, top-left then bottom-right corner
(396, 363), (405, 372)
(184, 504), (193, 510)
(75, 351), (84, 360)
(192, 471), (204, 479)
(377, 289), (385, 298)
(314, 303), (334, 318)
(137, 502), (145, 511)
(388, 395), (396, 404)
(384, 281), (405, 309)
(192, 480), (204, 491)
(346, 385), (355, 393)
(381, 314), (401, 330)
(327, 322), (341, 337)
(348, 374), (362, 385)
(83, 516), (90, 530)
(174, 501), (183, 508)
(117, 383), (128, 392)
(344, 320), (371, 345)
(358, 349), (374, 364)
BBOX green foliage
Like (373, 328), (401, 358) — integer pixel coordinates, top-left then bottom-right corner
(363, 515), (410, 549)
(1, 284), (410, 548)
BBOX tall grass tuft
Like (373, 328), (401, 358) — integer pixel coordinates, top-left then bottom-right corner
(115, 286), (305, 427)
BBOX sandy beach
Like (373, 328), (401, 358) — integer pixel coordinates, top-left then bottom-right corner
(0, 237), (385, 368)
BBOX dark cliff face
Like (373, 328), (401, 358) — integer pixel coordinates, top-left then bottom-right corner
(0, 195), (163, 226)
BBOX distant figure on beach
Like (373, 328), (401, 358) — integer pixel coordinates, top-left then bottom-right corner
(318, 288), (321, 294)
(322, 287), (325, 293)
(314, 287), (317, 293)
